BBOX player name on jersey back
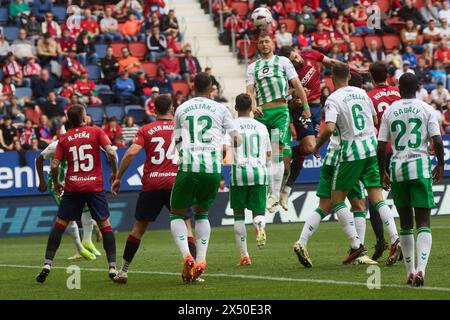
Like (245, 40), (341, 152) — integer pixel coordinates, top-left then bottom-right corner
(134, 120), (178, 192)
(175, 97), (236, 174)
(230, 117), (272, 186)
(324, 86), (378, 162)
(378, 98), (441, 182)
(55, 126), (111, 193)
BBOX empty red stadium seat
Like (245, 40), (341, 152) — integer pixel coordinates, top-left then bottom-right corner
(414, 0), (423, 9)
(384, 17), (405, 33)
(129, 42), (147, 60)
(172, 81), (190, 96)
(382, 34), (401, 51)
(349, 36), (364, 51)
(141, 62), (158, 77)
(231, 2), (249, 18)
(364, 35), (382, 50)
(110, 41), (128, 58)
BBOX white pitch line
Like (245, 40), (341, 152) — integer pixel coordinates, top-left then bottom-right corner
(1, 264), (450, 293)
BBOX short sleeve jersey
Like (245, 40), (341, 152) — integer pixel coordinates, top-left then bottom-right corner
(324, 86), (378, 162)
(54, 126), (111, 193)
(378, 98), (441, 182)
(133, 120), (178, 191)
(247, 55), (298, 106)
(175, 97), (237, 174)
(228, 117), (272, 186)
(296, 50), (325, 101)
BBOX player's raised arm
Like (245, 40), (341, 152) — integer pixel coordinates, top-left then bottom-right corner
(51, 141), (64, 196)
(322, 56), (347, 68)
(246, 64), (262, 117)
(314, 98), (337, 157)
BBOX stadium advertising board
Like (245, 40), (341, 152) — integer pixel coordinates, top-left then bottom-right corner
(1, 135), (450, 197)
(1, 180), (450, 237)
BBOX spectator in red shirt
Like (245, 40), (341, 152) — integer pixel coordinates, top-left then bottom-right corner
(103, 116), (122, 143)
(144, 86), (159, 122)
(80, 8), (100, 39)
(58, 28), (76, 58)
(223, 9), (246, 45)
(17, 119), (38, 150)
(159, 47), (181, 80)
(434, 40), (450, 65)
(74, 74), (102, 106)
(41, 12), (61, 38)
(23, 57), (42, 82)
(311, 23), (332, 53)
(350, 1), (374, 35)
(3, 52), (24, 87)
(318, 11), (333, 33)
(272, 1), (287, 20)
(294, 24), (309, 48)
(62, 49), (87, 81)
(58, 79), (75, 100)
(345, 41), (364, 69)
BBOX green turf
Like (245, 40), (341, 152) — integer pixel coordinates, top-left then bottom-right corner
(1, 216), (450, 299)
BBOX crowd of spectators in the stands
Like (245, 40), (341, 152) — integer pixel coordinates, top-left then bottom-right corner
(208, 0), (450, 134)
(0, 0), (228, 152)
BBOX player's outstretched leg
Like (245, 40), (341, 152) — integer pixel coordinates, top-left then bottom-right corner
(268, 157), (284, 213)
(36, 219), (68, 283)
(253, 214), (266, 249)
(368, 204), (388, 261)
(234, 212), (251, 266)
(372, 199), (401, 265)
(67, 221), (96, 261)
(170, 213), (195, 283)
(114, 220), (149, 284)
(184, 210), (197, 259)
(192, 213), (210, 281)
(294, 208), (328, 268)
(97, 220), (117, 279)
(81, 210), (101, 257)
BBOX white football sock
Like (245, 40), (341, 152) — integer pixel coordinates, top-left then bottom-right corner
(252, 214), (266, 230)
(234, 216), (248, 258)
(270, 160), (284, 200)
(400, 229), (415, 275)
(334, 202), (361, 249)
(283, 185), (292, 195)
(67, 221), (84, 252)
(353, 211), (367, 245)
(375, 201), (399, 244)
(170, 215), (190, 257)
(299, 208), (327, 246)
(81, 211), (94, 244)
(194, 214), (211, 262)
(416, 227), (432, 276)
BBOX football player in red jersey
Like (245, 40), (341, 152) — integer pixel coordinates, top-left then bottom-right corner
(367, 62), (402, 261)
(110, 95), (196, 284)
(36, 105), (119, 283)
(278, 45), (349, 210)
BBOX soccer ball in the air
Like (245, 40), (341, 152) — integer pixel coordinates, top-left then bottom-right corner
(251, 7), (273, 27)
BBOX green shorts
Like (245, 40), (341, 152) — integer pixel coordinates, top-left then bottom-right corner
(170, 171), (222, 211)
(317, 165), (365, 199)
(255, 105), (292, 158)
(332, 156), (381, 191)
(230, 184), (267, 213)
(391, 178), (435, 209)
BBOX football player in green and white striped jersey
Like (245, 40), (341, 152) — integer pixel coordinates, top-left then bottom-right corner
(225, 94), (272, 266)
(246, 32), (309, 213)
(377, 73), (445, 287)
(313, 65), (401, 265)
(293, 73), (376, 268)
(170, 72), (241, 282)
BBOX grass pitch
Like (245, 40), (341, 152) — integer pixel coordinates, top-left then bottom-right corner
(1, 216), (450, 300)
